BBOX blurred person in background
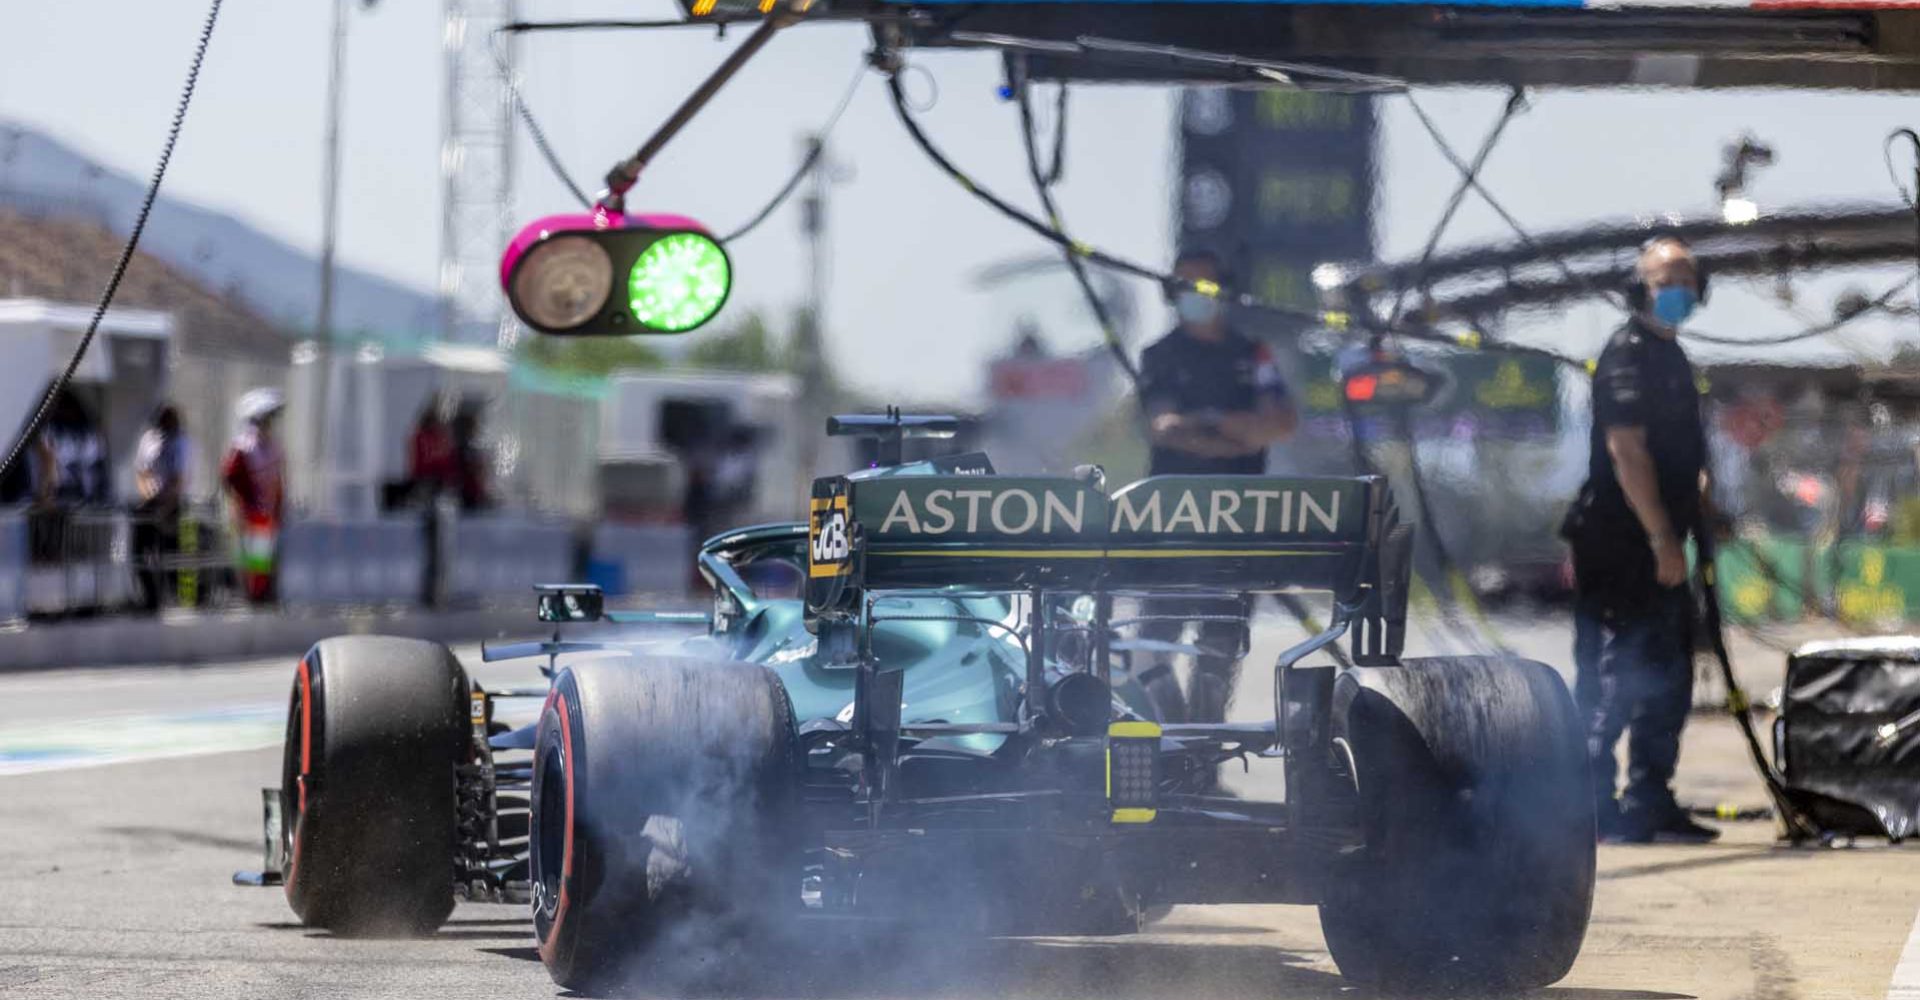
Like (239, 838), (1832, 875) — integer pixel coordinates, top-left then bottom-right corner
(0, 405), (54, 505)
(680, 434), (722, 553)
(1560, 237), (1718, 844)
(407, 397), (456, 502)
(1135, 248), (1298, 730)
(16, 387), (110, 572)
(709, 424), (760, 526)
(222, 389), (285, 605)
(40, 387), (109, 506)
(450, 401), (489, 511)
(405, 397), (459, 608)
(132, 403), (190, 613)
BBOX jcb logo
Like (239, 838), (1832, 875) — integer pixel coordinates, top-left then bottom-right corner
(809, 496), (851, 577)
(812, 512), (849, 561)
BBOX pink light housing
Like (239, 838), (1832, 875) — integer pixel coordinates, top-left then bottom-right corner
(498, 210), (712, 294)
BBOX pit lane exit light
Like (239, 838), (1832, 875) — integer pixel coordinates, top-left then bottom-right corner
(500, 211), (732, 336)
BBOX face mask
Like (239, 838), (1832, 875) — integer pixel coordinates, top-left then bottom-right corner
(1651, 285), (1698, 327)
(1176, 290), (1221, 326)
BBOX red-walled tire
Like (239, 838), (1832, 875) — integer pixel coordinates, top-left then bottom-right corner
(281, 636), (469, 936)
(531, 656), (799, 992)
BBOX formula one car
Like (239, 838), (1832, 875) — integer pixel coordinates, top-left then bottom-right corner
(246, 413), (1595, 993)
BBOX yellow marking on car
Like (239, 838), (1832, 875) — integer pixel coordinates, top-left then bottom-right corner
(1107, 721), (1160, 824)
(808, 494), (852, 578)
(1107, 549), (1335, 558)
(888, 549), (1105, 559)
(884, 548), (1336, 559)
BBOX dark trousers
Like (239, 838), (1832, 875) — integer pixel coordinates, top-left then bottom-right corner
(1583, 585), (1694, 816)
(1573, 595), (1604, 720)
(133, 508), (179, 614)
(1136, 597), (1247, 724)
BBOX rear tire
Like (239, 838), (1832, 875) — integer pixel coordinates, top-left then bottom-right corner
(530, 656), (799, 992)
(281, 636), (469, 936)
(1318, 655), (1595, 992)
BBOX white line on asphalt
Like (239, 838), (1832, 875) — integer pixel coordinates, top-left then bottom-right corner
(0, 704), (282, 776)
(1892, 906), (1920, 1000)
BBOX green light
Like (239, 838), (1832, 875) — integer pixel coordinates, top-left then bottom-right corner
(627, 232), (730, 333)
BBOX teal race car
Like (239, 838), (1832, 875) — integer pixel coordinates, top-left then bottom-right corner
(246, 413), (1596, 994)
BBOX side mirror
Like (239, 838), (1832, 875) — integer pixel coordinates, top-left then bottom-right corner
(536, 584), (605, 623)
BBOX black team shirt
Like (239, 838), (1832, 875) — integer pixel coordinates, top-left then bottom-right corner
(1139, 327), (1289, 476)
(1569, 319), (1707, 598)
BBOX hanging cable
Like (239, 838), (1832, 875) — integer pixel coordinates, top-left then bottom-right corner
(1403, 91), (1635, 316)
(506, 17), (755, 34)
(1724, 531), (1875, 637)
(1889, 128), (1919, 343)
(1010, 60), (1138, 386)
(0, 0), (223, 485)
(719, 60), (867, 245)
(1694, 529), (1826, 841)
(883, 62), (1582, 373)
(487, 36), (866, 242)
(1407, 94), (1915, 349)
(1377, 89), (1563, 645)
(1887, 127), (1918, 208)
(1396, 406), (1513, 655)
(491, 29), (592, 210)
(1682, 275), (1916, 347)
(598, 15), (792, 214)
(502, 14), (910, 36)
(1339, 386), (1503, 655)
(886, 70), (1192, 292)
(1045, 80), (1068, 186)
(1389, 90), (1914, 634)
(1386, 89), (1528, 329)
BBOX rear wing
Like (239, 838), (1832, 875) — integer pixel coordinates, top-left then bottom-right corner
(807, 473), (1399, 603)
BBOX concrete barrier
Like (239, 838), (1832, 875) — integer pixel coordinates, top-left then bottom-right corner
(447, 515), (577, 603)
(0, 509), (704, 669)
(0, 606), (518, 673)
(279, 516), (427, 607)
(591, 522), (695, 596)
(0, 512), (22, 622)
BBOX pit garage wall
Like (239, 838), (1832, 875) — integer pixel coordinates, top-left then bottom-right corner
(274, 512), (690, 606)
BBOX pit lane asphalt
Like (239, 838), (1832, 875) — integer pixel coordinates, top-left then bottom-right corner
(0, 610), (1915, 999)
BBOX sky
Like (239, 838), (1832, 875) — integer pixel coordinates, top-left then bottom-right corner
(3, 0), (1918, 404)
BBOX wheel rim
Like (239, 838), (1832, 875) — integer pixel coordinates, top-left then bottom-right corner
(533, 738), (568, 921)
(280, 657), (316, 895)
(280, 680), (302, 845)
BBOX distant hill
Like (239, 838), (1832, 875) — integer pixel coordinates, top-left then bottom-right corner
(0, 123), (439, 338)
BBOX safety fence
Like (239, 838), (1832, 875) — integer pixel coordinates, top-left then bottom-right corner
(0, 505), (235, 620)
(0, 505), (695, 622)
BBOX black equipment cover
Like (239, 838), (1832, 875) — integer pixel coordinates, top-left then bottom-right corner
(1776, 638), (1920, 842)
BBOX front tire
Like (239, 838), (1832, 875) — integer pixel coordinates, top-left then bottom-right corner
(1318, 656), (1595, 992)
(281, 636), (469, 936)
(530, 656), (799, 992)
